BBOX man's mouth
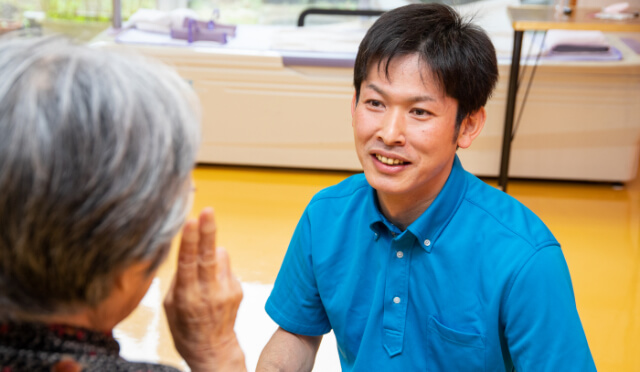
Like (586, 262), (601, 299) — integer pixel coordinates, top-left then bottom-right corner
(375, 154), (405, 166)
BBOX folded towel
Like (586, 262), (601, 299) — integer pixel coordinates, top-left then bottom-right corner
(543, 30), (610, 54)
(124, 8), (198, 34)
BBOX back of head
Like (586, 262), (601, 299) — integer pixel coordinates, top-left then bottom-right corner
(354, 3), (498, 126)
(0, 37), (200, 317)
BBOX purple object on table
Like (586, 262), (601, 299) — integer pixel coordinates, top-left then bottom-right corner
(170, 18), (237, 44)
(543, 46), (623, 61)
(621, 37), (640, 54)
(181, 18), (236, 37)
(279, 51), (356, 68)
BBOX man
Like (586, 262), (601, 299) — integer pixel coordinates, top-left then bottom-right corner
(257, 3), (595, 371)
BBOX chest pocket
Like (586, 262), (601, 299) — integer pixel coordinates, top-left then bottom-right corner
(427, 316), (485, 371)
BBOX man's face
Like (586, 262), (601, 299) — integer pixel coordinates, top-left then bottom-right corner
(352, 53), (464, 204)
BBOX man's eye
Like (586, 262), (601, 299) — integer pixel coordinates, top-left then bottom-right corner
(367, 100), (383, 108)
(412, 108), (429, 116)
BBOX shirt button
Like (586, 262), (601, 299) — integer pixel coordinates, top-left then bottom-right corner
(393, 297), (401, 304)
(424, 239), (431, 247)
(396, 251), (404, 259)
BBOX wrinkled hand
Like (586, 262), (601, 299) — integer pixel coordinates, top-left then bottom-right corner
(164, 208), (246, 372)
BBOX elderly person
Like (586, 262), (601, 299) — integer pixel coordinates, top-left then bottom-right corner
(0, 37), (246, 372)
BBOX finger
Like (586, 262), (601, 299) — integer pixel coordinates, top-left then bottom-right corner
(163, 275), (177, 310)
(198, 208), (217, 283)
(163, 277), (178, 330)
(230, 274), (244, 304)
(214, 246), (232, 281)
(175, 219), (199, 299)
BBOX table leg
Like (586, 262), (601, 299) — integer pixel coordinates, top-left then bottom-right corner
(498, 30), (524, 192)
(112, 0), (122, 29)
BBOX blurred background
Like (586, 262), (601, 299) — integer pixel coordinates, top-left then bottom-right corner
(0, 0), (369, 41)
(1, 0), (638, 371)
(0, 0), (506, 41)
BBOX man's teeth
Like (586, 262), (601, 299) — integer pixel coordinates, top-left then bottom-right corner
(376, 154), (404, 165)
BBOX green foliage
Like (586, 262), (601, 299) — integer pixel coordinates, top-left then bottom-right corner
(5, 0), (154, 21)
(4, 0), (361, 25)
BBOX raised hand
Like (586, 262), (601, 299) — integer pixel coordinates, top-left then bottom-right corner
(164, 208), (246, 372)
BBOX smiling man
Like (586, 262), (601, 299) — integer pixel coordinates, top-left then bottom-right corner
(257, 4), (596, 371)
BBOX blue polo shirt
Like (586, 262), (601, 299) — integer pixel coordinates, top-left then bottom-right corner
(266, 156), (595, 371)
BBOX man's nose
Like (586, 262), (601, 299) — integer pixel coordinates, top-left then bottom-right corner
(378, 109), (406, 146)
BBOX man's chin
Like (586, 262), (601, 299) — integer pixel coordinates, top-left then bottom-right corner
(363, 173), (407, 194)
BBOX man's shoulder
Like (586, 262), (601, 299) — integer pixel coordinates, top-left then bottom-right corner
(309, 173), (370, 206)
(461, 174), (557, 250)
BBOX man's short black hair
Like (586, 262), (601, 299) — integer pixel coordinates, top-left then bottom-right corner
(354, 3), (498, 130)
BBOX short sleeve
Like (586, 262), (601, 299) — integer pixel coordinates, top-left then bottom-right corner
(265, 208), (331, 336)
(502, 245), (596, 371)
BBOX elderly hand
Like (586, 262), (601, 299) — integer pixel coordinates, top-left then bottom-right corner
(164, 208), (246, 372)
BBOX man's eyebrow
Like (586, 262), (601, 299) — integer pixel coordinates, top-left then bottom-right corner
(365, 83), (387, 98)
(365, 83), (436, 103)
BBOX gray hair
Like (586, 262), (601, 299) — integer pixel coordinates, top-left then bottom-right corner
(0, 36), (200, 316)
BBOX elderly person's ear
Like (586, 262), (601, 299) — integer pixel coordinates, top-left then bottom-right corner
(84, 259), (158, 332)
(114, 259), (157, 296)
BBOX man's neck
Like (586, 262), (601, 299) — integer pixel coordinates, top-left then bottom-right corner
(376, 164), (452, 231)
(377, 192), (437, 231)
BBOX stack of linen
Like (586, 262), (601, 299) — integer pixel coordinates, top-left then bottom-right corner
(542, 30), (621, 60)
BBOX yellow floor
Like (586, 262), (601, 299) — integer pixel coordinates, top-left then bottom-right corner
(117, 165), (640, 371)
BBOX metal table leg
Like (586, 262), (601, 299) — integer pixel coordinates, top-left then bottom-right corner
(112, 0), (122, 29)
(498, 30), (524, 192)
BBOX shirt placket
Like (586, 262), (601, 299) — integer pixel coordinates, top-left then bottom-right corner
(382, 233), (413, 357)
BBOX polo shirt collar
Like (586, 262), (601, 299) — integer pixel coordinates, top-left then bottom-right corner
(367, 187), (387, 241)
(368, 155), (468, 252)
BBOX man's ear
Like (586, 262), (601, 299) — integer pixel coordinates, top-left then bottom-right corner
(457, 107), (486, 149)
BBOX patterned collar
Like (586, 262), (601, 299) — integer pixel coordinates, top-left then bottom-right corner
(0, 321), (120, 357)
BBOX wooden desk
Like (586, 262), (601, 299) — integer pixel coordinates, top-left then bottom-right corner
(499, 6), (640, 191)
